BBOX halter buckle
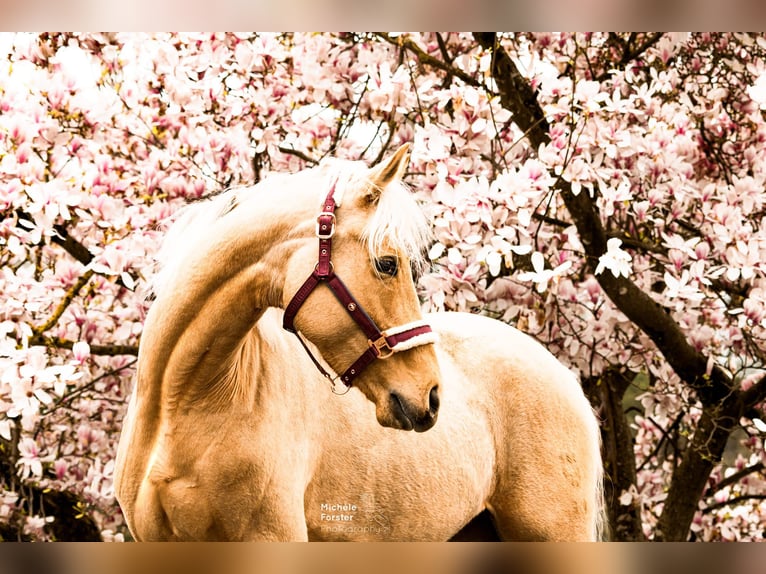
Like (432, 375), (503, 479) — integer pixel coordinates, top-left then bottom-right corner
(316, 212), (336, 239)
(369, 335), (394, 359)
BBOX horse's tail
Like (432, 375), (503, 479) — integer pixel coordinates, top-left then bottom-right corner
(594, 463), (610, 541)
(592, 415), (611, 542)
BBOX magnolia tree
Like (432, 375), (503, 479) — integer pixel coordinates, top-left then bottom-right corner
(1, 32), (765, 541)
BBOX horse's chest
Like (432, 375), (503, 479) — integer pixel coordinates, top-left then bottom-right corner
(304, 421), (494, 541)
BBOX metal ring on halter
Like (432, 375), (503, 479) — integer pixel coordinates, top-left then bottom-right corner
(314, 261), (334, 274)
(330, 376), (351, 395)
(368, 335), (394, 359)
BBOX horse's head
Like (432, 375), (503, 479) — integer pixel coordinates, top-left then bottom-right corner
(282, 145), (441, 432)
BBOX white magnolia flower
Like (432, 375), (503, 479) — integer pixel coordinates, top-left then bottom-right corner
(518, 252), (572, 293)
(663, 270), (705, 302)
(595, 238), (633, 278)
(747, 73), (766, 109)
(16, 437), (43, 480)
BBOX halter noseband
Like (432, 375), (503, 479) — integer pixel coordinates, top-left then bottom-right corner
(282, 182), (434, 391)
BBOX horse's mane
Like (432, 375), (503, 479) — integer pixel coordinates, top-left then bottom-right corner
(147, 157), (431, 300)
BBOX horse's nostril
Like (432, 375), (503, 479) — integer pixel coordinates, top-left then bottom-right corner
(389, 388), (439, 432)
(429, 385), (440, 415)
(389, 391), (413, 431)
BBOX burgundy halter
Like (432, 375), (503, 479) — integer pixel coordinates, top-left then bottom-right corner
(282, 182), (434, 392)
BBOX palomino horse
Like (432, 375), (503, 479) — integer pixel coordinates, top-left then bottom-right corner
(114, 145), (605, 541)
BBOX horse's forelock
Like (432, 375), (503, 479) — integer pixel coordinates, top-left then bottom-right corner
(362, 178), (431, 273)
(319, 157), (431, 272)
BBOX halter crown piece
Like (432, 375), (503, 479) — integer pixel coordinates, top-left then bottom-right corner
(282, 180), (435, 392)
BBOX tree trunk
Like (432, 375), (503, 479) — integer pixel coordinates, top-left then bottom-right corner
(583, 369), (645, 541)
(655, 400), (738, 541)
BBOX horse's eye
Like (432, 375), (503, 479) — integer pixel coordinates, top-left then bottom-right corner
(375, 256), (399, 277)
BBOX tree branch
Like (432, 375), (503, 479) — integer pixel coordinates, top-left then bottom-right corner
(702, 494), (766, 515)
(16, 210), (134, 291)
(636, 413), (685, 473)
(277, 145), (317, 165)
(28, 334), (139, 356)
(704, 462), (765, 497)
(596, 33), (665, 82)
(32, 269), (95, 336)
(42, 358), (138, 415)
(531, 212), (571, 228)
(51, 223), (95, 266)
(15, 209), (94, 266)
(375, 33), (484, 89)
(473, 33), (550, 146)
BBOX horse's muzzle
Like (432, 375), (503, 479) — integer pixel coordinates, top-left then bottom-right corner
(389, 385), (439, 432)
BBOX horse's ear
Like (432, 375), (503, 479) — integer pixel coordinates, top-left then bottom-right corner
(365, 143), (411, 205)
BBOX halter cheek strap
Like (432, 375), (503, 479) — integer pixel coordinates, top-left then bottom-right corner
(282, 182), (435, 390)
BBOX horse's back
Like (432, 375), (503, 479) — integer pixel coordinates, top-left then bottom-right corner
(427, 311), (604, 541)
(426, 311), (588, 417)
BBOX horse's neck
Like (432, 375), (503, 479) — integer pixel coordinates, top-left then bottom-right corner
(137, 187), (314, 414)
